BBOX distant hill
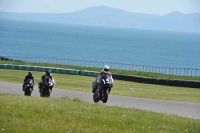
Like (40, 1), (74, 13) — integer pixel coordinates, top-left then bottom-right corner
(0, 6), (200, 32)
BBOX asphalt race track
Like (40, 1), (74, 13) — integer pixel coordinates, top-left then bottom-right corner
(1, 81), (200, 119)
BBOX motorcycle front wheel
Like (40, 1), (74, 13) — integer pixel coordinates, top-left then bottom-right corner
(93, 93), (99, 103)
(102, 90), (108, 103)
(24, 88), (31, 96)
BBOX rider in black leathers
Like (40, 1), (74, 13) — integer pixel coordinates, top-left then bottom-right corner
(22, 72), (34, 91)
(38, 69), (53, 92)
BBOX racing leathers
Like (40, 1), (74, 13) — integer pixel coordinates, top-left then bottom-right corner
(22, 75), (34, 91)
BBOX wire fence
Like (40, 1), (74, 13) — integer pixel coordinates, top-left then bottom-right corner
(1, 56), (200, 77)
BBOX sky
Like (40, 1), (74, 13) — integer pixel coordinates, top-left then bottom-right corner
(0, 0), (200, 15)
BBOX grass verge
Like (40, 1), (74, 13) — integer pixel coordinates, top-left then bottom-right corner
(0, 94), (200, 133)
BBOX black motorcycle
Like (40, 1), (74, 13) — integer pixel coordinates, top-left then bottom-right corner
(39, 77), (54, 97)
(24, 79), (34, 96)
(93, 75), (112, 103)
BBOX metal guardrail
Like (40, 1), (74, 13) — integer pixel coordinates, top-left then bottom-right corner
(1, 56), (200, 77)
(0, 64), (80, 75)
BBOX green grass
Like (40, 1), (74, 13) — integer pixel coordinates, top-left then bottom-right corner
(1, 69), (200, 103)
(1, 61), (200, 81)
(0, 94), (200, 133)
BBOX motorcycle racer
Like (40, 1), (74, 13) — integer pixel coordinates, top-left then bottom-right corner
(92, 65), (114, 93)
(38, 69), (53, 92)
(22, 72), (34, 91)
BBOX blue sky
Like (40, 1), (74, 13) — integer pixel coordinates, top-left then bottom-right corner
(0, 0), (199, 15)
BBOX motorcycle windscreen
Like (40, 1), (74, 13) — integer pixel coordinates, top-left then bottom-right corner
(26, 79), (34, 86)
(45, 78), (53, 86)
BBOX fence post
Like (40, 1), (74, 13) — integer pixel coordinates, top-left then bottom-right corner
(195, 69), (197, 77)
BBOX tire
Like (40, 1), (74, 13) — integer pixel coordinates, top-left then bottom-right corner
(102, 90), (108, 103)
(24, 88), (29, 96)
(24, 86), (31, 96)
(43, 88), (50, 97)
(27, 88), (31, 96)
(24, 87), (27, 96)
(48, 88), (51, 97)
(93, 93), (99, 103)
(40, 92), (43, 97)
(43, 88), (47, 97)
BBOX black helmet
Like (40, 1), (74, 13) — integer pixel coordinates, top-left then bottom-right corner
(46, 69), (51, 76)
(28, 72), (32, 76)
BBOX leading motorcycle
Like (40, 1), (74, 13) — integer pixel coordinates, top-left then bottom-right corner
(24, 79), (34, 96)
(93, 75), (113, 103)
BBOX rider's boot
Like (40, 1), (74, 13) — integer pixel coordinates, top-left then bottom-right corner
(38, 83), (42, 92)
(92, 87), (97, 93)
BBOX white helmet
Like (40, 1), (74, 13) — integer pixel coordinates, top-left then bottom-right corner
(103, 65), (109, 72)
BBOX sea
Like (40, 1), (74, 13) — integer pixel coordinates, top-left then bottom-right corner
(0, 18), (200, 69)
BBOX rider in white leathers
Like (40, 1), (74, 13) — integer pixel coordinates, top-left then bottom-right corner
(92, 65), (114, 93)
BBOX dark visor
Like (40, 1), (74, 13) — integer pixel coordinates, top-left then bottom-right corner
(104, 69), (109, 72)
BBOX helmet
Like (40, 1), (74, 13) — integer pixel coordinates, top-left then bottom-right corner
(103, 65), (109, 72)
(28, 72), (32, 76)
(46, 69), (51, 76)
